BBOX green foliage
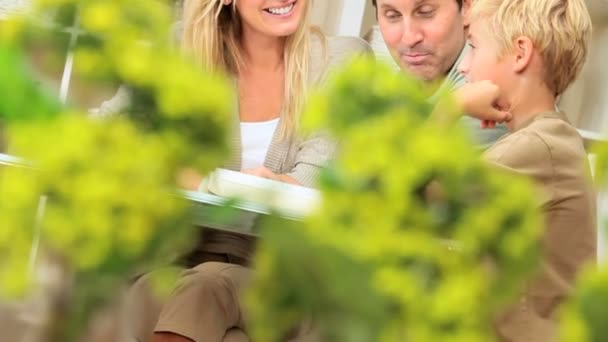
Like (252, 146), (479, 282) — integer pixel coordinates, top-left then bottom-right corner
(561, 266), (608, 342)
(4, 115), (192, 270)
(1, 0), (232, 171)
(592, 142), (608, 187)
(0, 0), (232, 340)
(247, 59), (543, 341)
(0, 42), (62, 123)
(248, 218), (393, 342)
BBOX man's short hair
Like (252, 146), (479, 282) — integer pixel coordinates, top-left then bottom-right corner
(470, 0), (592, 96)
(371, 0), (464, 10)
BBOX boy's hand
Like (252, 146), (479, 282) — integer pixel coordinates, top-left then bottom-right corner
(454, 80), (512, 127)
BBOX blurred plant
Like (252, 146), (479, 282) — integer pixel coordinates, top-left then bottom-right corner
(0, 0), (232, 340)
(0, 115), (194, 340)
(246, 58), (543, 342)
(560, 266), (608, 342)
(2, 0), (232, 170)
(0, 41), (62, 124)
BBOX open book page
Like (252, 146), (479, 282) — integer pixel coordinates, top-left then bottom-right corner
(203, 168), (321, 218)
(0, 153), (30, 168)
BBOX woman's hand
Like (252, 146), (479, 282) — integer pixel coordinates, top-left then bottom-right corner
(242, 166), (300, 185)
(176, 168), (204, 191)
(454, 80), (512, 128)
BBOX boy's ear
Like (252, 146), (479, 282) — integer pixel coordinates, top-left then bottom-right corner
(461, 0), (472, 28)
(513, 36), (534, 73)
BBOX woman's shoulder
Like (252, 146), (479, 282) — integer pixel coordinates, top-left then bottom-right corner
(309, 33), (372, 84)
(325, 35), (372, 56)
(310, 33), (372, 61)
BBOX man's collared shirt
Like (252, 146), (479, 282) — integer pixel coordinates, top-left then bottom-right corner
(429, 44), (508, 147)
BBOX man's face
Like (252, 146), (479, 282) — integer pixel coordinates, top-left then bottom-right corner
(376, 0), (468, 82)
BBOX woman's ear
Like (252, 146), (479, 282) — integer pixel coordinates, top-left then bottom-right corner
(513, 36), (534, 73)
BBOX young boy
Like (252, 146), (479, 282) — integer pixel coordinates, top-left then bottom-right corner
(457, 0), (596, 340)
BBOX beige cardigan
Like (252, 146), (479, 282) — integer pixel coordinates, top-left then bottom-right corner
(198, 35), (372, 257)
(95, 35), (371, 250)
(95, 35), (371, 188)
(224, 35), (371, 187)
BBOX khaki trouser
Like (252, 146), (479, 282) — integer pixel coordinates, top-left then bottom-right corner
(128, 262), (251, 342)
(127, 261), (319, 342)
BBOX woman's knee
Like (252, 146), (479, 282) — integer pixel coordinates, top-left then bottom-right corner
(223, 328), (249, 342)
(151, 332), (194, 342)
(175, 262), (239, 297)
(126, 269), (183, 342)
(179, 262), (250, 295)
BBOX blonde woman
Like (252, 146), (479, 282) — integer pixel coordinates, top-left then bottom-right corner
(128, 1), (371, 342)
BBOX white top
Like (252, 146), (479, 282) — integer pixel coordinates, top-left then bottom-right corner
(240, 118), (280, 170)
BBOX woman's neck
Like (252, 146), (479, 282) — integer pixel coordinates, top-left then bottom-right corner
(241, 28), (286, 71)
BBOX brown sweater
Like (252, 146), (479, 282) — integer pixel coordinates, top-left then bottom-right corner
(484, 111), (596, 342)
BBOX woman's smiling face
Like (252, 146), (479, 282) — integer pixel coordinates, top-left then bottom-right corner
(235, 0), (307, 38)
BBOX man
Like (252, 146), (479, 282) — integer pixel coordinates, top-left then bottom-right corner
(372, 0), (507, 145)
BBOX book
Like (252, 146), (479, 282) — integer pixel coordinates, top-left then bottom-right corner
(0, 153), (30, 168)
(200, 168), (321, 220)
(2, 154), (316, 229)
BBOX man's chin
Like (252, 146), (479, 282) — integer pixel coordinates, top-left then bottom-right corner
(401, 64), (441, 82)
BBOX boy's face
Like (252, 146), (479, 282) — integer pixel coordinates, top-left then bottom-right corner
(376, 0), (468, 82)
(458, 19), (513, 107)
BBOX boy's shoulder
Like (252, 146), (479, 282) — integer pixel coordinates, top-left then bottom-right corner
(484, 127), (552, 172)
(484, 111), (585, 177)
(522, 111), (586, 160)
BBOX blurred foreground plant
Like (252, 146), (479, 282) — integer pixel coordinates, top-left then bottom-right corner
(246, 58), (543, 342)
(0, 115), (194, 340)
(0, 0), (231, 340)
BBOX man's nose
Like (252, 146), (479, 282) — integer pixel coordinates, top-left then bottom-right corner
(400, 19), (424, 47)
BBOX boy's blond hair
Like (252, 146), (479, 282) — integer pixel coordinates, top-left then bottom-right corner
(470, 0), (592, 95)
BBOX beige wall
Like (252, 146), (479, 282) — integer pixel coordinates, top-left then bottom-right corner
(310, 1), (345, 36)
(311, 0), (370, 37)
(559, 1), (608, 133)
(361, 1), (377, 36)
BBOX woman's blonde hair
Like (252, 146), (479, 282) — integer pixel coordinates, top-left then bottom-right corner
(470, 0), (592, 96)
(181, 0), (316, 139)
